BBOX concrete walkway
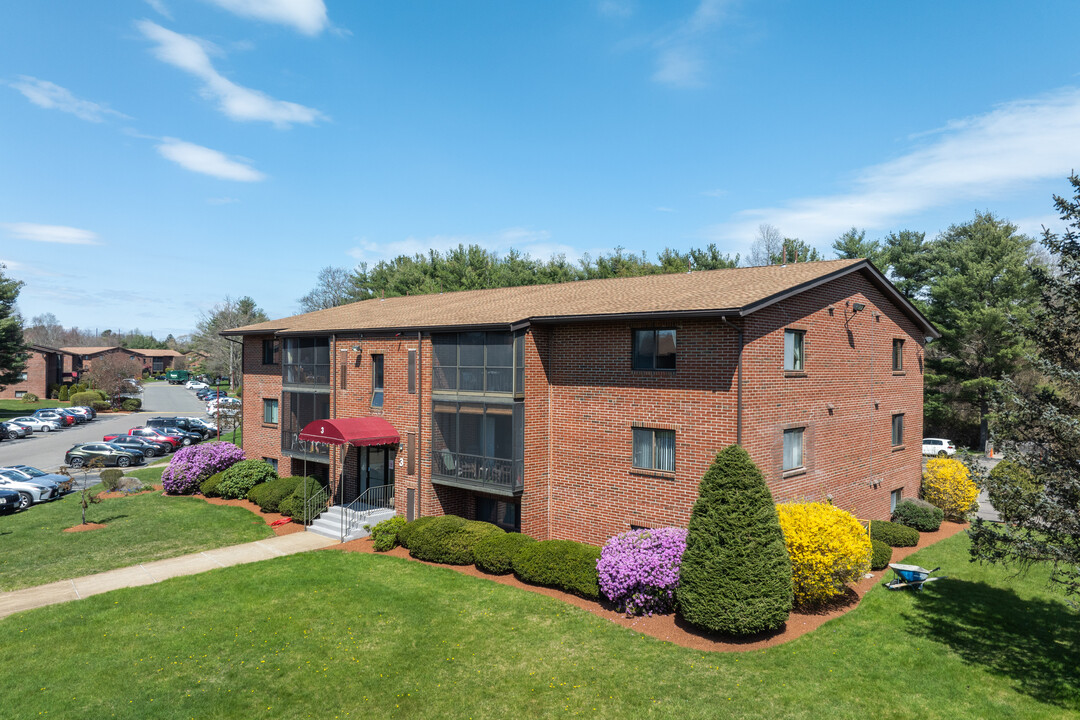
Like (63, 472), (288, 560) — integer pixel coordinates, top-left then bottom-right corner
(0, 532), (336, 620)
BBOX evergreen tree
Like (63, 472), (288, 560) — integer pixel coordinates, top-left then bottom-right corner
(769, 237), (822, 264)
(0, 264), (28, 391)
(832, 227), (885, 266)
(881, 230), (933, 305)
(677, 445), (792, 635)
(971, 174), (1080, 602)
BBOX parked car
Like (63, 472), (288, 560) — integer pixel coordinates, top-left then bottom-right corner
(922, 438), (957, 457)
(65, 443), (144, 468)
(103, 427), (183, 450)
(157, 426), (201, 446)
(56, 408), (86, 424)
(0, 468), (63, 499)
(207, 405), (241, 419)
(33, 409), (75, 427)
(207, 396), (240, 409)
(7, 465), (72, 493)
(1, 422), (29, 440)
(103, 435), (170, 458)
(146, 416), (212, 439)
(68, 406), (95, 421)
(0, 475), (53, 509)
(8, 416), (61, 433)
(186, 380), (209, 391)
(0, 487), (21, 514)
(196, 389), (227, 401)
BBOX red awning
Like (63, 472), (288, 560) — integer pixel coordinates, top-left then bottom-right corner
(298, 417), (400, 447)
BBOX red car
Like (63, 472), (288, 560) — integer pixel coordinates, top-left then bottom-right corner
(103, 427), (183, 450)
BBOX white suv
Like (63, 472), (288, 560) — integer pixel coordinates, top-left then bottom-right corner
(922, 438), (956, 457)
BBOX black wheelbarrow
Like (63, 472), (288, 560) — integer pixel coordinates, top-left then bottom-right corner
(885, 564), (945, 591)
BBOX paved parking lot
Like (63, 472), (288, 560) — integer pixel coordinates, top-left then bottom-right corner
(0, 382), (216, 473)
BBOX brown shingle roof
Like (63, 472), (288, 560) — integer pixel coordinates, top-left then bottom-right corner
(133, 349), (184, 357)
(59, 346), (182, 357)
(223, 259), (938, 338)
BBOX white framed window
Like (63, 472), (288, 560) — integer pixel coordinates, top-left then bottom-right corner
(263, 398), (279, 424)
(632, 427), (676, 472)
(784, 330), (804, 371)
(371, 354), (384, 407)
(783, 427), (804, 471)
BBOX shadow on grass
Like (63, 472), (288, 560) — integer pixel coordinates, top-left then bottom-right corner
(90, 512), (130, 524)
(904, 579), (1080, 709)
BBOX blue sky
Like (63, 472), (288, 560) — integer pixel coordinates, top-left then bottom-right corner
(3, 1), (1080, 338)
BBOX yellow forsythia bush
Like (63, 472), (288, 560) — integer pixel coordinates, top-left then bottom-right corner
(777, 502), (872, 607)
(922, 457), (978, 520)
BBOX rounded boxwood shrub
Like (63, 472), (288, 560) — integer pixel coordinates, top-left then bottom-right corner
(216, 460), (278, 500)
(21, 392), (39, 403)
(987, 459), (1042, 522)
(397, 516), (439, 549)
(247, 481), (271, 506)
(677, 445), (792, 635)
(892, 498), (944, 532)
(69, 391), (100, 407)
(162, 441), (245, 495)
(200, 471), (226, 497)
(512, 539), (603, 600)
(369, 515), (407, 551)
(597, 527), (688, 616)
(279, 477), (329, 521)
(869, 519), (919, 547)
(99, 468), (124, 491)
(474, 532), (536, 575)
(922, 457), (979, 520)
(407, 516), (505, 565)
(870, 539), (893, 571)
(121, 398), (142, 412)
(777, 502), (872, 607)
(257, 476), (305, 514)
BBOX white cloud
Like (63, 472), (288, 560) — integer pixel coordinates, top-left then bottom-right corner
(203, 0), (329, 36)
(137, 20), (325, 128)
(145, 0), (172, 19)
(156, 138), (266, 182)
(2, 223), (100, 245)
(8, 76), (129, 122)
(710, 86), (1080, 246)
(651, 0), (732, 88)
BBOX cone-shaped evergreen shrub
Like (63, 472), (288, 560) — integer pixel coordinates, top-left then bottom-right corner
(676, 445), (792, 635)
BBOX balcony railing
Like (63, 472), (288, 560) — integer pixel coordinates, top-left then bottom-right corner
(281, 431), (329, 458)
(431, 450), (522, 494)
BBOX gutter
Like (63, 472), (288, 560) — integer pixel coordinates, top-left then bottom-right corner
(718, 316), (743, 446)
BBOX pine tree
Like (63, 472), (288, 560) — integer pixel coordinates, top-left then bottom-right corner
(0, 264), (28, 391)
(677, 445), (792, 635)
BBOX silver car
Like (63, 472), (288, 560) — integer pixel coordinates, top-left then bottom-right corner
(9, 416), (61, 433)
(0, 468), (62, 499)
(1, 422), (30, 440)
(0, 476), (51, 510)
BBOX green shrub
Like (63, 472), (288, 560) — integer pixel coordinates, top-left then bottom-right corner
(69, 391), (100, 407)
(474, 532), (536, 575)
(892, 498), (944, 532)
(870, 539), (893, 570)
(21, 392), (39, 403)
(369, 515), (407, 551)
(257, 476), (305, 514)
(91, 400), (111, 412)
(247, 481), (271, 506)
(987, 459), (1042, 522)
(279, 477), (328, 522)
(869, 520), (919, 547)
(406, 515), (504, 565)
(677, 445), (792, 635)
(397, 516), (439, 549)
(216, 459), (279, 500)
(121, 398), (142, 412)
(94, 389), (108, 401)
(200, 471), (226, 497)
(512, 539), (602, 599)
(58, 385), (69, 401)
(99, 468), (124, 491)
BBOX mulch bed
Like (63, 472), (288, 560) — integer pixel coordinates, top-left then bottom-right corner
(328, 520), (969, 653)
(64, 523), (107, 533)
(97, 489), (155, 500)
(159, 486), (304, 537)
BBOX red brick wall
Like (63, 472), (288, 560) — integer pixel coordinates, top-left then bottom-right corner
(0, 349), (60, 399)
(239, 270), (926, 547)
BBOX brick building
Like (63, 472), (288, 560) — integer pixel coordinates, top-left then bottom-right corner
(225, 259), (938, 546)
(59, 346), (184, 378)
(0, 344), (66, 399)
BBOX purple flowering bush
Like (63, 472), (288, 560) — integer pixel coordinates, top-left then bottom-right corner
(161, 441), (246, 495)
(597, 527), (688, 616)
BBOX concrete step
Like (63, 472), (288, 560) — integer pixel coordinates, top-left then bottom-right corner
(304, 506), (398, 542)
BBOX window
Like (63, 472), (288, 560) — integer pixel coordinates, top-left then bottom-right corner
(632, 427), (676, 472)
(784, 330), (804, 371)
(783, 428), (804, 471)
(407, 432), (416, 475)
(407, 349), (416, 394)
(892, 338), (904, 371)
(632, 329), (677, 370)
(14, 391), (25, 398)
(263, 339), (279, 365)
(371, 354), (384, 407)
(282, 337), (330, 385)
(281, 392), (331, 457)
(18, 372), (28, 381)
(264, 457), (279, 472)
(432, 400), (524, 491)
(263, 398), (279, 424)
(432, 332), (515, 393)
(892, 414), (904, 446)
(891, 488), (903, 513)
(476, 497), (521, 533)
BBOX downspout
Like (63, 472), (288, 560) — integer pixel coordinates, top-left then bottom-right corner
(223, 336), (244, 449)
(719, 317), (743, 446)
(417, 331), (423, 520)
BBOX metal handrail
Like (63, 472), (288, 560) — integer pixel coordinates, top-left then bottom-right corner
(431, 450), (518, 491)
(340, 483), (395, 540)
(301, 482), (330, 526)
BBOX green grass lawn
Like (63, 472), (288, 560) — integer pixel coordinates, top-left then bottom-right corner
(0, 398), (70, 419)
(0, 468), (274, 591)
(0, 532), (1075, 719)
